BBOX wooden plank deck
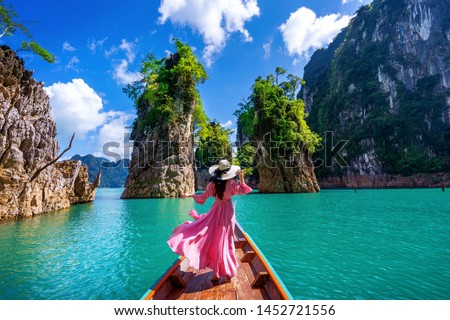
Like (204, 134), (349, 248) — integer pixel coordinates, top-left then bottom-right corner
(155, 247), (266, 300)
(143, 222), (292, 300)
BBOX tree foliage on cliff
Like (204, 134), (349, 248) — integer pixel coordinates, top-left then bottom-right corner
(0, 0), (55, 63)
(195, 121), (233, 168)
(236, 69), (321, 151)
(234, 68), (321, 172)
(124, 40), (208, 131)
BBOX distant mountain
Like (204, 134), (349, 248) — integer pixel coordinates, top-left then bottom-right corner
(71, 154), (130, 188)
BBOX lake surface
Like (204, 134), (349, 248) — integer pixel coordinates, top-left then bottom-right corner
(0, 188), (449, 300)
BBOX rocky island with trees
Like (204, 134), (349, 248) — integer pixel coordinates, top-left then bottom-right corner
(121, 41), (322, 197)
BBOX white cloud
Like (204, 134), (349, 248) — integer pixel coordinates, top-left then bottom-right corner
(45, 79), (134, 159)
(108, 39), (141, 85)
(113, 60), (141, 85)
(106, 39), (137, 61)
(158, 0), (260, 67)
(66, 56), (80, 72)
(221, 120), (233, 128)
(45, 79), (107, 138)
(88, 37), (108, 53)
(62, 41), (76, 52)
(105, 46), (118, 58)
(279, 7), (351, 58)
(97, 112), (135, 160)
(342, 0), (372, 4)
(119, 39), (136, 63)
(263, 39), (272, 59)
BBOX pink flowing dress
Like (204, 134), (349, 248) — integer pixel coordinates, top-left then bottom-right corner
(167, 179), (252, 278)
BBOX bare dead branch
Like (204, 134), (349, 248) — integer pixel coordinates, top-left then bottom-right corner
(28, 132), (75, 183)
(92, 171), (101, 189)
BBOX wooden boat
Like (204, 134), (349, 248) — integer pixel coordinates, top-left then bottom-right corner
(141, 221), (293, 300)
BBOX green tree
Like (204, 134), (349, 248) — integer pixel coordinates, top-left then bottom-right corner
(0, 0), (55, 63)
(234, 68), (321, 173)
(250, 69), (321, 154)
(233, 100), (254, 139)
(275, 67), (286, 84)
(236, 142), (256, 175)
(124, 40), (208, 131)
(195, 121), (233, 168)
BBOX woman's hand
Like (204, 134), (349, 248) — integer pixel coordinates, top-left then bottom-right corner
(237, 169), (244, 182)
(181, 193), (192, 199)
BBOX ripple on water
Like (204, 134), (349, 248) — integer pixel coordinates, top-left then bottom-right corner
(0, 188), (449, 299)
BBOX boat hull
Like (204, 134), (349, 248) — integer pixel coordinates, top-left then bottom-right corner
(141, 222), (293, 300)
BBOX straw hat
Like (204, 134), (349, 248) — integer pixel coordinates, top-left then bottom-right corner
(208, 159), (240, 180)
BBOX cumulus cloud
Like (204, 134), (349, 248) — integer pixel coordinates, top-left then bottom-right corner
(45, 79), (134, 159)
(113, 60), (141, 85)
(62, 41), (76, 52)
(119, 39), (136, 63)
(88, 37), (108, 53)
(106, 39), (141, 85)
(279, 7), (351, 58)
(158, 0), (260, 67)
(263, 39), (272, 59)
(45, 79), (106, 138)
(104, 47), (118, 59)
(97, 112), (135, 160)
(220, 120), (233, 128)
(342, 0), (372, 4)
(66, 56), (80, 72)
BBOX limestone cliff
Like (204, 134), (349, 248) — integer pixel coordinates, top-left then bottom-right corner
(121, 104), (195, 198)
(121, 43), (206, 198)
(195, 167), (210, 191)
(0, 46), (99, 221)
(301, 0), (450, 183)
(235, 71), (321, 193)
(256, 144), (320, 193)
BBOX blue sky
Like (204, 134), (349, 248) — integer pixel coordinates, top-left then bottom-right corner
(4, 0), (372, 160)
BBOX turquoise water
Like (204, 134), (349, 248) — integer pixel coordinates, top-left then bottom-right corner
(0, 188), (449, 300)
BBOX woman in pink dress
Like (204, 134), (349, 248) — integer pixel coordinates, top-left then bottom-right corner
(167, 159), (252, 282)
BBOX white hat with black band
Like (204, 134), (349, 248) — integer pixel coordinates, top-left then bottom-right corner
(208, 159), (240, 180)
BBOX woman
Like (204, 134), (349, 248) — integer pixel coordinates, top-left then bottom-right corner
(167, 159), (252, 282)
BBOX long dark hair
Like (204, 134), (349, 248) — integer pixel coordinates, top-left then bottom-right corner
(209, 168), (229, 200)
